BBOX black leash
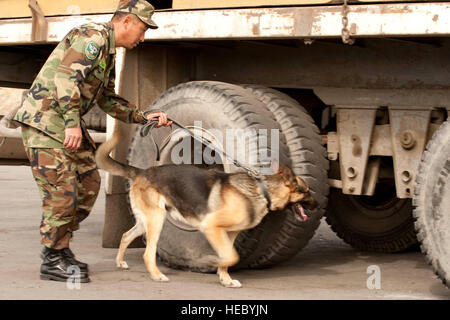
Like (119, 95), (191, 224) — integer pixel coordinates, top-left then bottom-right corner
(139, 112), (272, 208)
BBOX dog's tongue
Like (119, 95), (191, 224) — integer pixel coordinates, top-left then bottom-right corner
(295, 204), (308, 222)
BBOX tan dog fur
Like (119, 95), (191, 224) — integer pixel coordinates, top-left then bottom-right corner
(96, 129), (317, 288)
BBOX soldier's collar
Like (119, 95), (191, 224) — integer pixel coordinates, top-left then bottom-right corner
(107, 22), (116, 54)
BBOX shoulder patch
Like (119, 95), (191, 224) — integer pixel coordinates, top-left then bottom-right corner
(85, 41), (100, 61)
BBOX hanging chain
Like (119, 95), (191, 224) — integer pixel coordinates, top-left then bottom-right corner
(341, 0), (355, 45)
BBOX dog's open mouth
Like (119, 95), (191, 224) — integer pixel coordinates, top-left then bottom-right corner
(293, 203), (308, 222)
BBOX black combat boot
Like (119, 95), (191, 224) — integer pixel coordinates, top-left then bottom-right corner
(61, 248), (89, 273)
(40, 247), (90, 283)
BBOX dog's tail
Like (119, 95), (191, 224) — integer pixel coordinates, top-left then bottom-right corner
(0, 90), (27, 136)
(95, 128), (140, 180)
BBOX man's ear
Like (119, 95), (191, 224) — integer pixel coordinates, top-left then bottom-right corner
(122, 15), (133, 29)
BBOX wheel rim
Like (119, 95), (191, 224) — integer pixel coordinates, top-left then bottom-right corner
(349, 180), (409, 221)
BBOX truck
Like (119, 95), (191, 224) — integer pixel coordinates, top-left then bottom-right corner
(0, 0), (448, 288)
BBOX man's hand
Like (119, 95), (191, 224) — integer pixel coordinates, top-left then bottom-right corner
(145, 111), (173, 128)
(64, 127), (82, 152)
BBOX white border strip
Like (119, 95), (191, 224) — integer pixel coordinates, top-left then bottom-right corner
(1, 3), (450, 45)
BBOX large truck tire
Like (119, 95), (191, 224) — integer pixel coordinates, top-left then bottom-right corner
(238, 85), (328, 268)
(82, 104), (106, 131)
(127, 81), (292, 272)
(413, 118), (450, 289)
(326, 186), (418, 253)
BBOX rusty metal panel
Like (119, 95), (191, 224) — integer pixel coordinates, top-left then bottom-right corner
(2, 2), (450, 44)
(172, 0), (332, 9)
(0, 14), (112, 44)
(155, 2), (450, 39)
(358, 0), (438, 2)
(173, 0), (435, 9)
(0, 0), (30, 19)
(0, 0), (117, 19)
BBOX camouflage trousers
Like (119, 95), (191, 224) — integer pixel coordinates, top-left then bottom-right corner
(25, 142), (100, 250)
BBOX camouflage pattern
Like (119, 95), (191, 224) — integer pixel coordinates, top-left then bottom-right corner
(25, 141), (100, 250)
(14, 16), (152, 251)
(22, 125), (63, 148)
(117, 0), (158, 29)
(14, 21), (145, 148)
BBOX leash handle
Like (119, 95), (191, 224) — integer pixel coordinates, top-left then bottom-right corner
(140, 110), (175, 161)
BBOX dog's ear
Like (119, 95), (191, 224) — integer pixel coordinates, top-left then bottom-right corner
(296, 176), (310, 193)
(280, 166), (296, 185)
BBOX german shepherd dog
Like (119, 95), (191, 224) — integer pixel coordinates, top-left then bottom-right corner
(95, 129), (318, 288)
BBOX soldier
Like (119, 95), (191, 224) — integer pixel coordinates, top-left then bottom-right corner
(14, 0), (170, 283)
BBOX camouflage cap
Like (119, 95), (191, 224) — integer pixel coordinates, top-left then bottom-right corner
(116, 0), (158, 29)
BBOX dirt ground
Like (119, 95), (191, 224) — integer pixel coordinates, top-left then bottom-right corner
(0, 165), (449, 300)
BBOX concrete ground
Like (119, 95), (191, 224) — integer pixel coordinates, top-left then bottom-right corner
(0, 165), (449, 300)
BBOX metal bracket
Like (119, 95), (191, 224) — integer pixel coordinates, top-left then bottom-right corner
(341, 0), (355, 45)
(28, 0), (48, 42)
(388, 107), (431, 198)
(336, 106), (377, 195)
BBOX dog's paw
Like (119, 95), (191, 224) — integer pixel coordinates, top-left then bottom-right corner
(151, 274), (169, 282)
(221, 279), (242, 288)
(116, 261), (129, 270)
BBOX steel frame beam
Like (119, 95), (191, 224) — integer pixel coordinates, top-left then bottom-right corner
(1, 3), (450, 44)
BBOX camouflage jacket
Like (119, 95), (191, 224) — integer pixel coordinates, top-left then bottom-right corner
(14, 22), (145, 148)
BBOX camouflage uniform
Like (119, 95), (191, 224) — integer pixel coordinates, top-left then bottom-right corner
(25, 142), (100, 249)
(15, 0), (158, 249)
